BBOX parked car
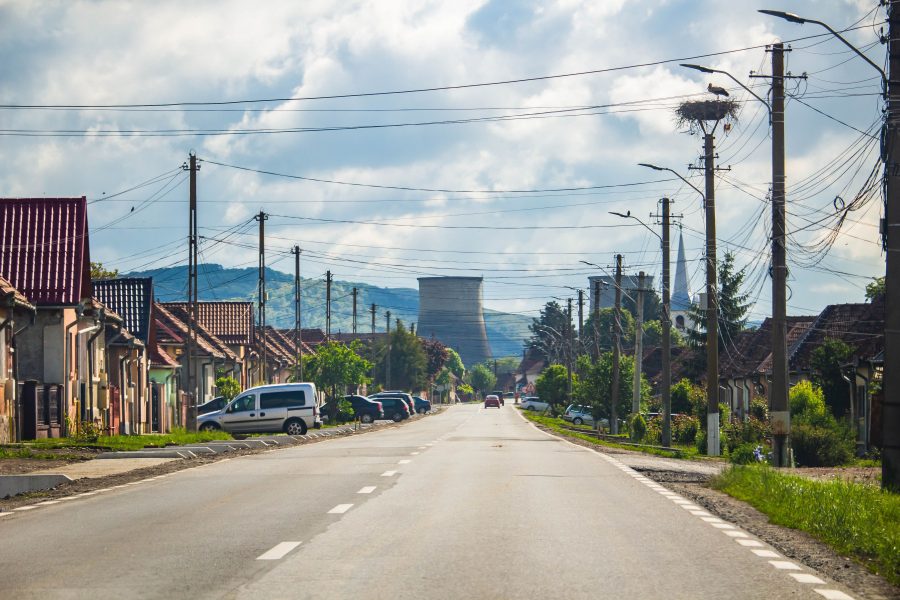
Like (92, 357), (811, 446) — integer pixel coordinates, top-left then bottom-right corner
(371, 392), (416, 417)
(374, 397), (411, 422)
(197, 396), (228, 415)
(484, 394), (501, 408)
(503, 392), (515, 402)
(344, 395), (384, 423)
(563, 404), (594, 426)
(491, 390), (505, 406)
(412, 396), (431, 414)
(197, 383), (322, 435)
(520, 397), (550, 412)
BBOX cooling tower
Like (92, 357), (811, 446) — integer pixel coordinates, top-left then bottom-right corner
(417, 276), (492, 366)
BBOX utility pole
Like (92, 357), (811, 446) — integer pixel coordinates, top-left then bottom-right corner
(703, 131), (720, 456)
(255, 211), (269, 384)
(885, 4), (900, 491)
(769, 42), (790, 467)
(325, 270), (332, 339)
(352, 287), (358, 334)
(592, 280), (601, 361)
(566, 298), (573, 404)
(370, 303), (377, 385)
(385, 311), (392, 390)
(611, 254), (623, 435)
(292, 246), (303, 382)
(183, 152), (199, 431)
(652, 198), (675, 447)
(632, 271), (645, 416)
(577, 289), (584, 339)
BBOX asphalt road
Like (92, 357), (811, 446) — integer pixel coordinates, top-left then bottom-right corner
(0, 404), (857, 599)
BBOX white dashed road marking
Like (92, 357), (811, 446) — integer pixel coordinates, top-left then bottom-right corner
(769, 561), (802, 571)
(814, 590), (854, 600)
(257, 542), (302, 560)
(328, 504), (353, 514)
(790, 574), (826, 584)
(752, 549), (780, 558)
(357, 486), (376, 494)
(398, 459), (411, 464)
(381, 470), (397, 477)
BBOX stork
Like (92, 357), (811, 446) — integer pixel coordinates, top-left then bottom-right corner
(707, 83), (729, 97)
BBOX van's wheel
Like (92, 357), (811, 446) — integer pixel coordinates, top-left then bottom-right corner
(391, 412), (403, 422)
(360, 413), (374, 424)
(284, 419), (307, 436)
(526, 406), (536, 411)
(573, 417), (584, 425)
(199, 422), (219, 432)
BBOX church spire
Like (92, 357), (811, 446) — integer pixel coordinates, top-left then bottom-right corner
(672, 229), (691, 310)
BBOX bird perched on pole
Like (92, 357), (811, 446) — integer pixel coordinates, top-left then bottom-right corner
(707, 83), (729, 97)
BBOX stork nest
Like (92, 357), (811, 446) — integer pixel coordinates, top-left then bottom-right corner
(675, 99), (739, 132)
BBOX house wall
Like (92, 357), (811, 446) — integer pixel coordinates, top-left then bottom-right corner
(149, 367), (177, 434)
(0, 309), (12, 443)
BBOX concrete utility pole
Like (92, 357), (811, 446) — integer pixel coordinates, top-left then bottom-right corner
(885, 4), (900, 491)
(611, 254), (623, 435)
(256, 211), (269, 384)
(325, 270), (332, 339)
(652, 198), (674, 447)
(577, 289), (584, 339)
(370, 303), (377, 384)
(632, 271), (645, 416)
(352, 287), (358, 334)
(292, 246), (303, 382)
(183, 152), (199, 431)
(566, 298), (574, 405)
(385, 311), (392, 390)
(593, 280), (601, 361)
(703, 132), (720, 456)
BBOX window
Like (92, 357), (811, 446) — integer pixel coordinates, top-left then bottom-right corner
(231, 394), (255, 412)
(260, 389), (306, 409)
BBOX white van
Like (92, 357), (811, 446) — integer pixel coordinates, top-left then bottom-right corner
(197, 383), (322, 435)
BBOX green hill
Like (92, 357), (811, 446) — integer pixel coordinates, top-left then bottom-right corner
(129, 264), (531, 361)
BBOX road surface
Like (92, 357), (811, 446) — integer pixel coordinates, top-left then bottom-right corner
(0, 404), (856, 599)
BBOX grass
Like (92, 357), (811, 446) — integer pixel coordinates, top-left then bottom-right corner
(0, 447), (89, 461)
(521, 411), (701, 460)
(16, 427), (232, 452)
(712, 465), (900, 585)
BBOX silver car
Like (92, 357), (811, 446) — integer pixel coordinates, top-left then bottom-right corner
(562, 404), (594, 426)
(198, 383), (322, 435)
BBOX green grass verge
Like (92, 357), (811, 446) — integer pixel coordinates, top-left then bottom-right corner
(18, 428), (232, 452)
(712, 465), (900, 585)
(521, 411), (700, 459)
(0, 447), (89, 461)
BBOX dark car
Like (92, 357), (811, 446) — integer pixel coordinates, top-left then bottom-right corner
(412, 396), (431, 414)
(491, 390), (505, 406)
(197, 396), (228, 415)
(344, 395), (385, 423)
(371, 392), (416, 417)
(374, 397), (411, 422)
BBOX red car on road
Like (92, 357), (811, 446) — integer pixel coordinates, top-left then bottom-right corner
(484, 394), (501, 408)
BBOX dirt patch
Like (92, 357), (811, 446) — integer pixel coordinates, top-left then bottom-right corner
(793, 466), (881, 487)
(0, 448), (99, 475)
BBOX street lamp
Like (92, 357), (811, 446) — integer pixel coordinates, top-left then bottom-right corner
(638, 163), (704, 201)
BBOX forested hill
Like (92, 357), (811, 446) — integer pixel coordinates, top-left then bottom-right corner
(127, 264), (531, 360)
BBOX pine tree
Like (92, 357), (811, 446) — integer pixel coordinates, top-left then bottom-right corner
(687, 251), (751, 354)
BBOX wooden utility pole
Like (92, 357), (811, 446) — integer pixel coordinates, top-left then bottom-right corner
(632, 271), (645, 416)
(256, 211), (269, 384)
(611, 254), (623, 435)
(325, 270), (332, 339)
(183, 152), (199, 431)
(292, 246), (303, 382)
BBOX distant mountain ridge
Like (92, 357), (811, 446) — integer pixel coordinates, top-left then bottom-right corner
(128, 264), (531, 361)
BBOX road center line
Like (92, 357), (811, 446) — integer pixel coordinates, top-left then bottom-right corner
(357, 486), (376, 494)
(257, 541), (302, 560)
(328, 504), (353, 514)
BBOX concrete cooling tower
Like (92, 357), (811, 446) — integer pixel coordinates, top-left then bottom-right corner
(417, 276), (492, 366)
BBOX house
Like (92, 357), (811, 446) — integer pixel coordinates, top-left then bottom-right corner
(0, 197), (97, 438)
(0, 277), (35, 443)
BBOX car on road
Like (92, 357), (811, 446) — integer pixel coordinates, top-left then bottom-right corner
(484, 394), (501, 408)
(520, 397), (550, 412)
(370, 392), (417, 417)
(197, 396), (228, 415)
(491, 390), (505, 406)
(412, 396), (431, 414)
(197, 383), (322, 435)
(563, 404), (594, 426)
(373, 397), (411, 422)
(344, 395), (385, 423)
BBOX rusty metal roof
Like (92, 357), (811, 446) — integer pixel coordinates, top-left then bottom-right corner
(161, 301), (254, 345)
(93, 278), (154, 343)
(0, 197), (91, 306)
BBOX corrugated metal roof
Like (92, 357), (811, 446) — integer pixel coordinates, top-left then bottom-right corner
(93, 278), (153, 343)
(161, 301), (254, 345)
(0, 197), (91, 306)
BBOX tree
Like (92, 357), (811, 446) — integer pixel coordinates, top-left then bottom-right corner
(214, 376), (241, 401)
(642, 320), (685, 348)
(671, 378), (704, 416)
(373, 321), (427, 391)
(574, 353), (648, 426)
(865, 276), (885, 301)
(302, 341), (372, 418)
(623, 288), (662, 322)
(581, 308), (635, 354)
(535, 364), (571, 414)
(789, 380), (827, 419)
(687, 251), (751, 354)
(421, 338), (449, 382)
(810, 338), (854, 418)
(90, 262), (118, 280)
(445, 348), (465, 379)
(527, 301), (573, 363)
(469, 364), (496, 395)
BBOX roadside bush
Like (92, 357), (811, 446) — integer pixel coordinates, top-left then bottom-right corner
(672, 414), (700, 445)
(718, 402), (731, 425)
(791, 417), (855, 467)
(729, 443), (765, 465)
(722, 417), (770, 454)
(630, 413), (647, 442)
(749, 396), (768, 421)
(644, 416), (662, 445)
(789, 380), (827, 418)
(695, 429), (707, 454)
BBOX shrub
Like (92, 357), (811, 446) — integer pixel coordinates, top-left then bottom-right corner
(695, 429), (707, 454)
(722, 417), (770, 454)
(644, 416), (662, 445)
(630, 413), (647, 442)
(730, 443), (766, 465)
(672, 414), (700, 444)
(790, 380), (827, 418)
(791, 418), (855, 467)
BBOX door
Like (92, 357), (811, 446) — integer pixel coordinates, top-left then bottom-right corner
(220, 393), (257, 432)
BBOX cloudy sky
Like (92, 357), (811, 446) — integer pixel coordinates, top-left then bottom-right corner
(0, 0), (884, 327)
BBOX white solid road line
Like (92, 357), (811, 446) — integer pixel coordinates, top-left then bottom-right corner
(256, 541), (302, 560)
(328, 504), (353, 514)
(357, 486), (376, 494)
(13, 506), (36, 511)
(381, 470), (397, 477)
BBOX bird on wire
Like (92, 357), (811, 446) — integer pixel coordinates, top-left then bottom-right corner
(707, 83), (729, 97)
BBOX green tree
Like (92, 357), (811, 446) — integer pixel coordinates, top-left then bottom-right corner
(527, 301), (574, 363)
(642, 320), (685, 348)
(865, 276), (885, 301)
(687, 251), (751, 355)
(535, 363), (571, 414)
(302, 341), (372, 417)
(789, 380), (827, 419)
(671, 378), (704, 416)
(581, 308), (635, 354)
(214, 376), (241, 401)
(373, 321), (428, 391)
(469, 364), (497, 395)
(809, 338), (854, 418)
(90, 261), (118, 280)
(623, 288), (662, 322)
(421, 338), (449, 382)
(574, 353), (647, 426)
(445, 348), (465, 379)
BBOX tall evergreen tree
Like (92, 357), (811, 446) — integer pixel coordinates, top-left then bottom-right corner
(687, 251), (751, 354)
